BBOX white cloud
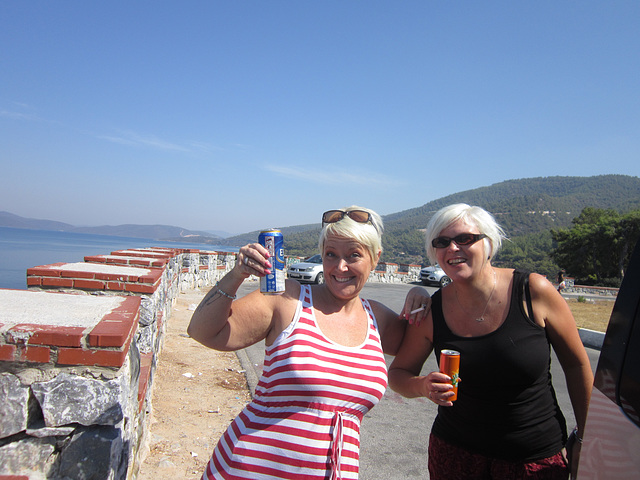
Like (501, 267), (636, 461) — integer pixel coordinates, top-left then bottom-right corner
(188, 141), (223, 152)
(263, 164), (403, 188)
(98, 130), (190, 152)
(0, 109), (39, 121)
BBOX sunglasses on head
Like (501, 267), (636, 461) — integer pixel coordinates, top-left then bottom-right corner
(322, 209), (372, 227)
(432, 233), (487, 249)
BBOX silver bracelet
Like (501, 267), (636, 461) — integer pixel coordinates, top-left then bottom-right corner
(215, 282), (237, 300)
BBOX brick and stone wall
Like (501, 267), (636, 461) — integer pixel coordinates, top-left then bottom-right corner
(0, 247), (234, 480)
(371, 262), (421, 283)
(286, 256), (422, 284)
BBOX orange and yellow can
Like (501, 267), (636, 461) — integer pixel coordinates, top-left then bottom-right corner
(439, 350), (460, 402)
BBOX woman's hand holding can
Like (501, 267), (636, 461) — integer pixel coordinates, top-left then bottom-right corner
(425, 371), (457, 407)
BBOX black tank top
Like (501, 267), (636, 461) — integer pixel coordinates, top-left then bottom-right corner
(431, 269), (567, 461)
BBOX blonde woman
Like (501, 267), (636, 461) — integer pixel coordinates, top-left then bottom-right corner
(389, 204), (592, 479)
(189, 206), (430, 479)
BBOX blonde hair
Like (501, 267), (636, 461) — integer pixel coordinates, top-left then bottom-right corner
(318, 206), (383, 264)
(425, 203), (507, 264)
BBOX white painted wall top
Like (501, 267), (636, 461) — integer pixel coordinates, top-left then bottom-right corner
(0, 290), (124, 328)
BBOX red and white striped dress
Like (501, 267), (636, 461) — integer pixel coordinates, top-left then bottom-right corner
(202, 284), (388, 480)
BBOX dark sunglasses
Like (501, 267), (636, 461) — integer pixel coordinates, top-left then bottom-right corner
(432, 233), (487, 249)
(322, 209), (372, 227)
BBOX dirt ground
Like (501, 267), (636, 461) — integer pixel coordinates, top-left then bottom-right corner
(136, 288), (252, 480)
(135, 288), (615, 480)
(566, 297), (615, 332)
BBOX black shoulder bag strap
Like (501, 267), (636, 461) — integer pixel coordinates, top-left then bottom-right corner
(522, 271), (534, 320)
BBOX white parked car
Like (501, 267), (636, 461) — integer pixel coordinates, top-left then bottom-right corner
(419, 264), (451, 287)
(287, 254), (324, 284)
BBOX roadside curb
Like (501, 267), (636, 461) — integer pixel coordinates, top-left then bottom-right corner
(579, 328), (605, 350)
(237, 348), (259, 396)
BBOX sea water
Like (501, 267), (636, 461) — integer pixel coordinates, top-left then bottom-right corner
(0, 227), (237, 290)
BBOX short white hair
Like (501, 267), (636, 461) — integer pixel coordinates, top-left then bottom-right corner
(425, 203), (507, 264)
(318, 206), (383, 264)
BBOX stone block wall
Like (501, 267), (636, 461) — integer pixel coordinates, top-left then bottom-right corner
(0, 291), (143, 480)
(0, 246), (236, 480)
(287, 256), (422, 284)
(370, 262), (421, 283)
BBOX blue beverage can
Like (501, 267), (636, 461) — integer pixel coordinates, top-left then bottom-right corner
(258, 229), (285, 294)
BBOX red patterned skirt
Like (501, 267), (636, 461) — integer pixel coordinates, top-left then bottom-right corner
(428, 434), (568, 480)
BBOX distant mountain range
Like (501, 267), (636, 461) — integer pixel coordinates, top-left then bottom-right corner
(0, 211), (226, 243)
(224, 174), (640, 248)
(3, 175), (640, 256)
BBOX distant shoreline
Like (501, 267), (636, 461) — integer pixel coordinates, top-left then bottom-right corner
(0, 227), (238, 290)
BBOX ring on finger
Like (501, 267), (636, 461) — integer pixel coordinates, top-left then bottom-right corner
(243, 256), (249, 265)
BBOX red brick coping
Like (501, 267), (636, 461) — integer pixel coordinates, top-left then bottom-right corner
(0, 290), (141, 368)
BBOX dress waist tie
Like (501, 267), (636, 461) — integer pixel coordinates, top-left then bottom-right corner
(330, 411), (344, 480)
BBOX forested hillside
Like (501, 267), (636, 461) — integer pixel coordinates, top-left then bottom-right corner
(222, 175), (640, 278)
(382, 174), (640, 235)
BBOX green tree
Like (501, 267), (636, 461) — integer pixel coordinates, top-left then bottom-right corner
(551, 208), (640, 285)
(614, 210), (640, 277)
(497, 231), (560, 279)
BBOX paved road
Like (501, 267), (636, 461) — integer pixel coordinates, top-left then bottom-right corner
(234, 281), (602, 480)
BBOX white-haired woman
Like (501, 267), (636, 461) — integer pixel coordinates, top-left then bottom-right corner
(188, 206), (430, 480)
(388, 203), (593, 479)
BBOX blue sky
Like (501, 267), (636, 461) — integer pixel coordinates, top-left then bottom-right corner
(1, 2), (638, 235)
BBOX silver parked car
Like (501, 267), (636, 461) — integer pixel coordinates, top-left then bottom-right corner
(419, 264), (451, 287)
(287, 254), (324, 284)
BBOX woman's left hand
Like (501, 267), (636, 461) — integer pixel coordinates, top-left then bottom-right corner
(565, 428), (582, 479)
(401, 286), (431, 325)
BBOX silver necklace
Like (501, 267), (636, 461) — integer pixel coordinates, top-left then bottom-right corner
(456, 269), (497, 322)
